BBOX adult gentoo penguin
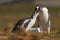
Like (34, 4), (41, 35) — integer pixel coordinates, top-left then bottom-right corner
(37, 4), (51, 34)
(12, 5), (40, 33)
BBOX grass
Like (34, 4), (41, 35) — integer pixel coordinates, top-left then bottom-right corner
(48, 6), (60, 13)
(0, 3), (34, 16)
(1, 3), (60, 15)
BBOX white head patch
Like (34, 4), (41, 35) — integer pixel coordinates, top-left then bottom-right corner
(36, 6), (39, 9)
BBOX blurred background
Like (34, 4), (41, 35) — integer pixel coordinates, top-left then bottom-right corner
(0, 0), (60, 33)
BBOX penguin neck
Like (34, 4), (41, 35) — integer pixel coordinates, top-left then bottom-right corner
(31, 12), (39, 20)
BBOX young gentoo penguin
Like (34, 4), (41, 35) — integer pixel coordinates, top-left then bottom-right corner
(12, 5), (40, 33)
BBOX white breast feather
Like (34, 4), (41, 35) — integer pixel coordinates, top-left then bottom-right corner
(22, 19), (31, 27)
(40, 7), (49, 24)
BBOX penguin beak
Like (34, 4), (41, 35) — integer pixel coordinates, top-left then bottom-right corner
(37, 10), (40, 12)
(35, 10), (40, 14)
(35, 8), (40, 12)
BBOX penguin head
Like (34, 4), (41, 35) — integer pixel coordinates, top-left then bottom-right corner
(35, 5), (40, 12)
